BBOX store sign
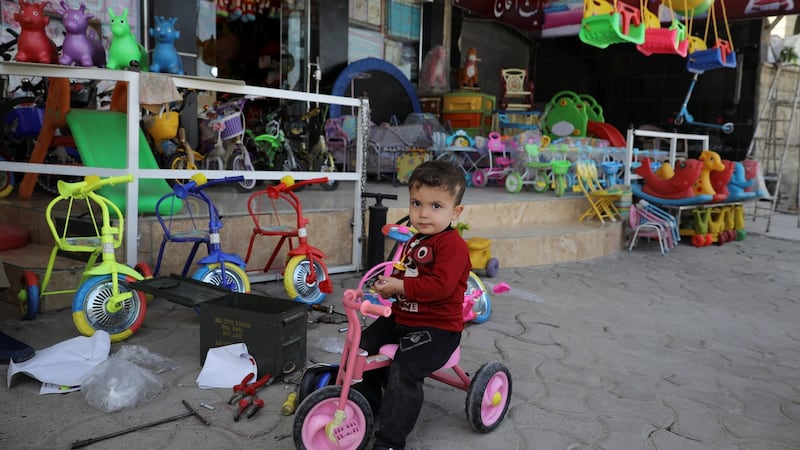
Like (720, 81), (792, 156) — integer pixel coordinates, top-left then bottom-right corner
(453, 0), (544, 31)
(455, 0), (800, 37)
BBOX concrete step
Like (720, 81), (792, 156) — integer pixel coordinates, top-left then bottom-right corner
(380, 194), (625, 268)
(1, 188), (625, 305)
(1, 243), (89, 313)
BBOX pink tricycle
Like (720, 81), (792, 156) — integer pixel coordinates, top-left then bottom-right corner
(291, 288), (512, 449)
(472, 132), (514, 187)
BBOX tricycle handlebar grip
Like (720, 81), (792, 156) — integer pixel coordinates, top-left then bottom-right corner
(106, 174), (135, 186)
(80, 174), (134, 194)
(290, 177), (329, 190)
(360, 302), (391, 318)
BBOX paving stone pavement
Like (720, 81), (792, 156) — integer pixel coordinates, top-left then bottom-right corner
(1, 229), (799, 449)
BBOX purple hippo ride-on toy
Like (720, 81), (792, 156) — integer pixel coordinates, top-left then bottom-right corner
(58, 1), (106, 67)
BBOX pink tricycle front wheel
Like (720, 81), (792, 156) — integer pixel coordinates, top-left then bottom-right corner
(293, 386), (374, 450)
(465, 361), (512, 432)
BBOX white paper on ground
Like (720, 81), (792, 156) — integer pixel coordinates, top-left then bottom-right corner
(7, 331), (111, 388)
(195, 343), (257, 389)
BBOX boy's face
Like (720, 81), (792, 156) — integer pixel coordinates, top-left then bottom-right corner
(408, 184), (463, 235)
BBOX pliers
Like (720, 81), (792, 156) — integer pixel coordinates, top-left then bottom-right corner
(228, 372), (255, 405)
(234, 395), (265, 421)
(230, 374), (273, 420)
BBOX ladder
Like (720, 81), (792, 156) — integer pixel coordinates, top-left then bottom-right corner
(746, 63), (800, 232)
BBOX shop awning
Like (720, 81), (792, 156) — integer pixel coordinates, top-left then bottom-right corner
(454, 0), (800, 38)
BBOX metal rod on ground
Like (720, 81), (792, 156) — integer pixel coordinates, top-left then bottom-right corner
(69, 400), (209, 449)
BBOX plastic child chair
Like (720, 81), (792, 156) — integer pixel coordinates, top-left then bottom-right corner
(638, 200), (679, 247)
(499, 68), (534, 110)
(627, 202), (669, 255)
(576, 160), (622, 223)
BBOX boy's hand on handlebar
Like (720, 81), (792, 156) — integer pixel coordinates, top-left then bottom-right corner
(375, 275), (404, 298)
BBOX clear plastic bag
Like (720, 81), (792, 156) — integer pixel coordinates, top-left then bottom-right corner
(114, 345), (181, 374)
(81, 356), (164, 412)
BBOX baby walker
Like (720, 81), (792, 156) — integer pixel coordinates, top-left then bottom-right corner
(17, 175), (148, 342)
(472, 132), (514, 187)
(153, 173), (251, 293)
(291, 288), (512, 450)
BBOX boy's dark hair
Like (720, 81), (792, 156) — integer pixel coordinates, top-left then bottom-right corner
(408, 160), (467, 205)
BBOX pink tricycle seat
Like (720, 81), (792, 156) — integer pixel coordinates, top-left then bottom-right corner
(495, 157), (514, 167)
(378, 344), (461, 370)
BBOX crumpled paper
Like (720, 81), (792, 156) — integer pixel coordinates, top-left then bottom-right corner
(7, 331), (111, 388)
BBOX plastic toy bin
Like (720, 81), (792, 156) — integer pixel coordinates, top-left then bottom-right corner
(199, 292), (307, 376)
(5, 107), (44, 137)
(443, 92), (496, 113)
(442, 112), (483, 129)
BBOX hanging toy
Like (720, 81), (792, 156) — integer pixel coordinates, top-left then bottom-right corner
(241, 0), (256, 22)
(13, 0), (58, 64)
(216, 0), (229, 18)
(256, 0), (271, 15)
(58, 1), (106, 67)
(228, 0), (243, 21)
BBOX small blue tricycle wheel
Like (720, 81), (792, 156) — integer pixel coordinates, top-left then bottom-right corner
(72, 274), (147, 342)
(285, 255), (328, 305)
(193, 263), (250, 293)
(467, 272), (491, 324)
(18, 271), (39, 321)
(485, 258), (500, 278)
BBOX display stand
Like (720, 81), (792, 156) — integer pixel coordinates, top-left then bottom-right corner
(0, 61), (365, 273)
(623, 128), (709, 185)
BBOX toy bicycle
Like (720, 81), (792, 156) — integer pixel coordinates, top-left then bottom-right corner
(600, 159), (624, 188)
(472, 132), (514, 187)
(244, 176), (333, 304)
(291, 288), (512, 449)
(504, 139), (571, 196)
(199, 97), (258, 192)
(17, 175), (148, 342)
(153, 173), (251, 293)
(358, 223), (492, 324)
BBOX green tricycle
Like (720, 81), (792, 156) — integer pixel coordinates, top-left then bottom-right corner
(505, 139), (572, 197)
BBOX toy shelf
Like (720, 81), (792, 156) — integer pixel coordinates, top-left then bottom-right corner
(0, 61), (365, 272)
(623, 128), (709, 185)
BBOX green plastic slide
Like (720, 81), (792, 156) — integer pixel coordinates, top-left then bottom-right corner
(65, 109), (179, 215)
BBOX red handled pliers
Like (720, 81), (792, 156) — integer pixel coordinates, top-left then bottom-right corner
(228, 372), (255, 405)
(230, 374), (272, 420)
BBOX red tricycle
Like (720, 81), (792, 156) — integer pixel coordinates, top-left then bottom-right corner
(244, 176), (333, 304)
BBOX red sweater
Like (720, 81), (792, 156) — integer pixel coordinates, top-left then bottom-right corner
(391, 228), (470, 332)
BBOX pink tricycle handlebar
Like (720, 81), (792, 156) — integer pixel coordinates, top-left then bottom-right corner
(360, 300), (391, 318)
(342, 289), (392, 319)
